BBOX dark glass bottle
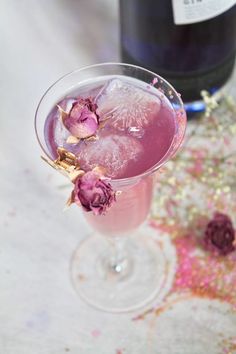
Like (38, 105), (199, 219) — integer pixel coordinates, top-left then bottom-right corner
(120, 0), (236, 116)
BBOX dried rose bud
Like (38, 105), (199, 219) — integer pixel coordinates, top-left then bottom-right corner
(204, 212), (235, 255)
(73, 170), (116, 215)
(61, 98), (99, 139)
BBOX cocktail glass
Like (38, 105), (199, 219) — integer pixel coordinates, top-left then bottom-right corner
(35, 63), (186, 312)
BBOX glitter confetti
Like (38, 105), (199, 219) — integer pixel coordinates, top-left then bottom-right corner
(173, 234), (236, 307)
(141, 92), (236, 326)
(91, 329), (101, 338)
(151, 92), (236, 235)
(116, 349), (124, 354)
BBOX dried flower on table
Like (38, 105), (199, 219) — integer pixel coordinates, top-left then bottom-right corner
(204, 212), (235, 255)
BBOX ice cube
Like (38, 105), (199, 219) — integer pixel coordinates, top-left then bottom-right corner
(96, 79), (161, 131)
(78, 134), (143, 178)
(54, 119), (69, 147)
(53, 97), (77, 145)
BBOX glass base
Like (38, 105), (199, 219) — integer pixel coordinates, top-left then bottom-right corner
(70, 227), (176, 313)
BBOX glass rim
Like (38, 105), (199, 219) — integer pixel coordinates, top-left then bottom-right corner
(35, 62), (186, 186)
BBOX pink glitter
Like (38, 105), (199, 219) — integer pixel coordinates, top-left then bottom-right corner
(166, 200), (178, 218)
(91, 329), (101, 338)
(187, 160), (203, 177)
(116, 350), (123, 354)
(152, 77), (158, 85)
(172, 234), (236, 306)
(223, 136), (230, 146)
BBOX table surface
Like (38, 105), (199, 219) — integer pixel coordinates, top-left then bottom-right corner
(1, 1), (236, 353)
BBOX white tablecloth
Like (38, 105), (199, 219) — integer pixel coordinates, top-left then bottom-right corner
(1, 1), (236, 353)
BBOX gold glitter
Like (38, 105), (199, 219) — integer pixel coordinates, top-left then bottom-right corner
(167, 177), (176, 186)
(230, 124), (236, 134)
(223, 186), (231, 193)
(151, 92), (236, 268)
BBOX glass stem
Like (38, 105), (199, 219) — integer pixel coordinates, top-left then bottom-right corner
(107, 237), (130, 275)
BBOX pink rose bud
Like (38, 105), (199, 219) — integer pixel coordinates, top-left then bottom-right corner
(73, 171), (116, 215)
(63, 98), (99, 139)
(204, 212), (235, 255)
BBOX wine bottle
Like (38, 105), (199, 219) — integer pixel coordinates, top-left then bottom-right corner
(120, 0), (236, 116)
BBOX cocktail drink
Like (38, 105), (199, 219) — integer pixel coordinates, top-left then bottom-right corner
(35, 63), (186, 312)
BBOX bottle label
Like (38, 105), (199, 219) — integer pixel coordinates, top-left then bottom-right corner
(172, 0), (236, 24)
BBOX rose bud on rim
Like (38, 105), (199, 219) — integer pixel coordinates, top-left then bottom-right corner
(71, 170), (116, 215)
(204, 212), (235, 255)
(59, 98), (99, 139)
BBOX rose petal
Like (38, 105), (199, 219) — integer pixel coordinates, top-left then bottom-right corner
(66, 135), (80, 144)
(73, 170), (116, 215)
(64, 114), (98, 138)
(61, 98), (99, 139)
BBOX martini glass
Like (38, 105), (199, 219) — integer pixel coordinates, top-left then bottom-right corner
(35, 63), (186, 312)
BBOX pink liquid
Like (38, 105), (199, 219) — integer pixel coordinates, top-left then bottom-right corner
(44, 76), (177, 235)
